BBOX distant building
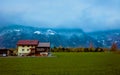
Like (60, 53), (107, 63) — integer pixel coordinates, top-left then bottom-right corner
(0, 49), (12, 57)
(17, 40), (39, 56)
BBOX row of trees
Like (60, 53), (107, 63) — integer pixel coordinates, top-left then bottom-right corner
(51, 47), (106, 52)
(51, 42), (119, 52)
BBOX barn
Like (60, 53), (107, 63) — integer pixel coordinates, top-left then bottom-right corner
(36, 43), (50, 56)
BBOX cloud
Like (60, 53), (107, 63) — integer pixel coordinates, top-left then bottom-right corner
(0, 0), (120, 32)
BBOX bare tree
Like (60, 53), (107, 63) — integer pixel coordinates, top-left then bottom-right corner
(111, 42), (117, 52)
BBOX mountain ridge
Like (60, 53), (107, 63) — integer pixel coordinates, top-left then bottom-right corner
(0, 25), (120, 48)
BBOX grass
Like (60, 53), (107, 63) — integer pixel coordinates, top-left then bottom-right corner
(0, 52), (120, 75)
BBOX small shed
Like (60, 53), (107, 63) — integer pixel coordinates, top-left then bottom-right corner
(0, 49), (12, 56)
(36, 43), (50, 56)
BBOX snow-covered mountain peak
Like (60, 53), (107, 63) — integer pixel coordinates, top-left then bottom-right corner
(14, 29), (21, 32)
(46, 29), (56, 35)
(34, 31), (41, 35)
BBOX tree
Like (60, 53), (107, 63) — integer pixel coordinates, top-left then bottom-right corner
(89, 41), (95, 52)
(89, 41), (94, 49)
(111, 42), (117, 52)
(95, 47), (104, 52)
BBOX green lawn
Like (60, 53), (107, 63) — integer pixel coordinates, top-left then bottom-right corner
(0, 52), (120, 75)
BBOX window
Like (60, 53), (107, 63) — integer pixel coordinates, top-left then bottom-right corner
(27, 49), (29, 51)
(41, 48), (45, 51)
(37, 48), (45, 51)
(22, 49), (24, 51)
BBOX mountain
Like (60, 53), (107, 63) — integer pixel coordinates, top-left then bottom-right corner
(0, 25), (120, 48)
(0, 25), (101, 48)
(87, 30), (120, 48)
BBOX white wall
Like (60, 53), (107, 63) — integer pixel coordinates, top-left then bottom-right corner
(18, 45), (35, 56)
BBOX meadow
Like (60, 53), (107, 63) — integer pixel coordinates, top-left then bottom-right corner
(0, 52), (120, 75)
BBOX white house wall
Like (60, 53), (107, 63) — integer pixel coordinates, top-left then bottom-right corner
(18, 46), (35, 56)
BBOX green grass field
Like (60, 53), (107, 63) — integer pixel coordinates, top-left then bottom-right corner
(0, 52), (120, 75)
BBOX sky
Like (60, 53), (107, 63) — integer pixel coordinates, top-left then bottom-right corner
(0, 0), (120, 32)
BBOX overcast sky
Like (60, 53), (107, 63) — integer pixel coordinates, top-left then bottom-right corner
(0, 0), (120, 32)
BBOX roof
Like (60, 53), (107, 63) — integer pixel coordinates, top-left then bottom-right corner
(38, 43), (50, 47)
(17, 40), (39, 46)
(0, 49), (9, 51)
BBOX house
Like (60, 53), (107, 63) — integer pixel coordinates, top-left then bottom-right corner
(17, 40), (39, 56)
(36, 43), (50, 56)
(0, 49), (12, 56)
